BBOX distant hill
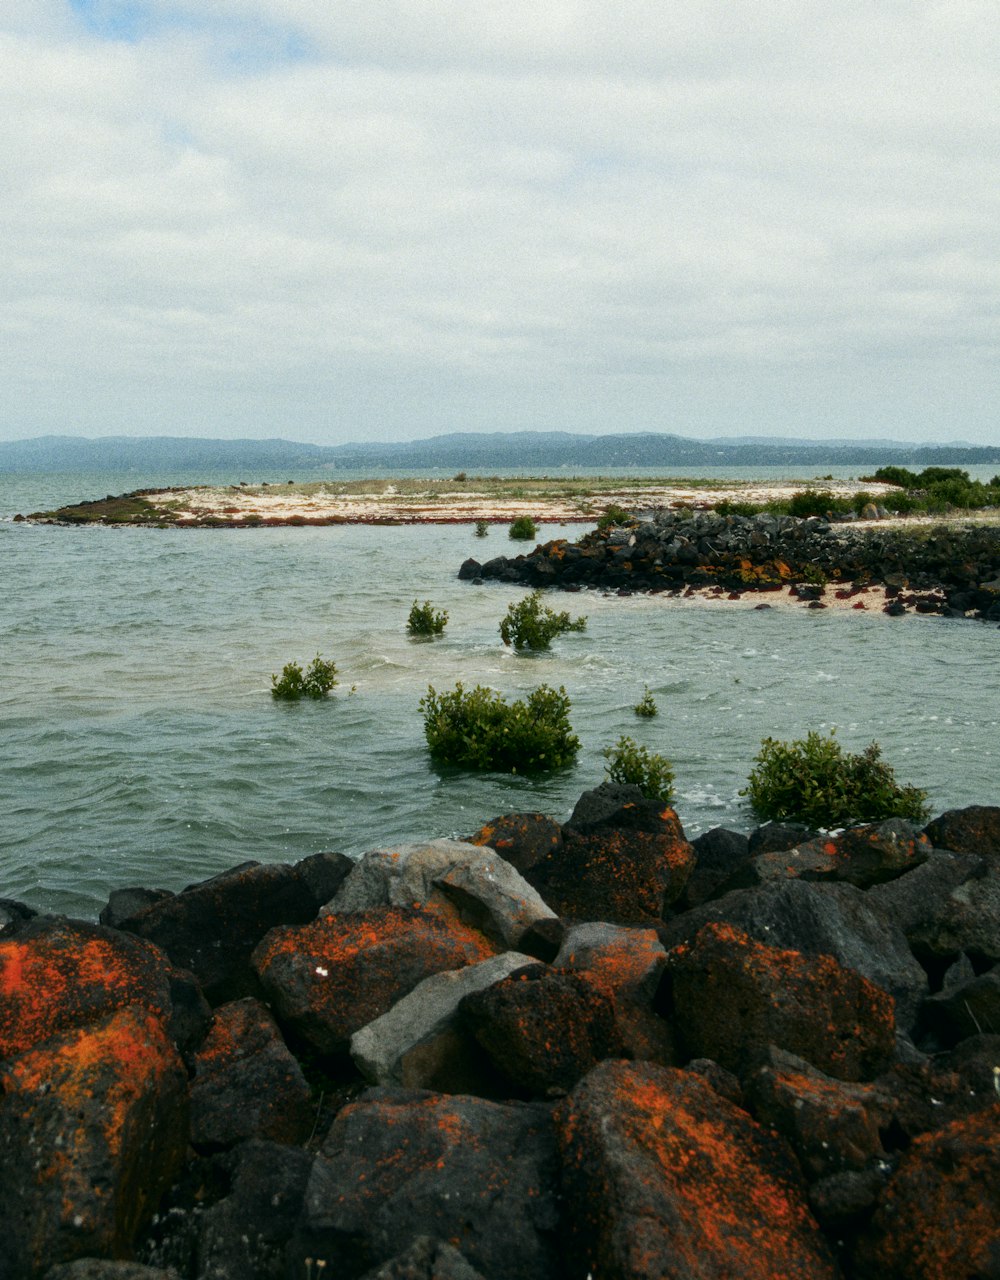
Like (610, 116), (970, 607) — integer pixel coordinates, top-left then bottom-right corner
(2, 430), (998, 474)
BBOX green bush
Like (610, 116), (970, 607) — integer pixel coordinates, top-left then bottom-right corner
(508, 515), (538, 540)
(741, 730), (929, 828)
(597, 503), (632, 531)
(407, 600), (448, 637)
(271, 654), (339, 700)
(602, 735), (675, 804)
(475, 519), (489, 537)
(499, 591), (587, 651)
(634, 687), (658, 717)
(419, 682), (580, 773)
(787, 490), (853, 519)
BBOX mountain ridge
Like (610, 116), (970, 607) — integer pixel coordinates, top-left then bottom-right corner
(2, 431), (998, 473)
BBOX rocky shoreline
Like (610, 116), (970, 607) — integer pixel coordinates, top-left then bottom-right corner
(460, 508), (1000, 622)
(2, 786), (999, 1279)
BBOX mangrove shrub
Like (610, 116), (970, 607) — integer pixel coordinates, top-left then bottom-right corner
(407, 600), (448, 637)
(271, 655), (339, 700)
(499, 591), (587, 652)
(420, 682), (580, 773)
(742, 730), (929, 828)
(603, 735), (675, 804)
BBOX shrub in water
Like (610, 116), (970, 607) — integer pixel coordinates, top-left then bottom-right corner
(420, 682), (580, 773)
(475, 519), (489, 537)
(634, 687), (658, 717)
(741, 730), (929, 828)
(407, 599), (448, 637)
(603, 735), (675, 804)
(271, 654), (339, 700)
(508, 515), (538, 540)
(499, 591), (587, 652)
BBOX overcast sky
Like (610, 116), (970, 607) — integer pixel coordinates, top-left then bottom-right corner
(2, 1), (998, 446)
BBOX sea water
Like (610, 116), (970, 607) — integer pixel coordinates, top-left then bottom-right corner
(2, 467), (998, 919)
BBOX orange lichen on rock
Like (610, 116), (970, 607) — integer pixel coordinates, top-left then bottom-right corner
(861, 1103), (1000, 1279)
(668, 922), (896, 1081)
(252, 905), (496, 1054)
(555, 1060), (837, 1280)
(0, 1006), (188, 1273)
(531, 827), (695, 923)
(0, 918), (173, 1059)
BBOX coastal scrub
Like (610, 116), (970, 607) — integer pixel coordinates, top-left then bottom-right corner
(500, 591), (587, 652)
(271, 655), (338, 700)
(419, 682), (580, 773)
(742, 730), (929, 828)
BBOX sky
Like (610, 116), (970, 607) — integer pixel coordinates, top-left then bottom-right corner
(2, 1), (998, 446)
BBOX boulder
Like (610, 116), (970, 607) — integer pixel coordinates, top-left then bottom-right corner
(0, 897), (37, 938)
(193, 1141), (313, 1280)
(923, 804), (1000, 856)
(728, 820), (931, 892)
(467, 813), (563, 876)
(555, 1060), (837, 1280)
(745, 1047), (892, 1179)
(554, 921), (673, 1063)
(667, 922), (896, 1082)
(116, 857), (345, 1005)
(252, 906), (495, 1055)
(919, 965), (1000, 1048)
(526, 825), (694, 924)
(0, 916), (175, 1059)
(0, 1008), (188, 1279)
(350, 952), (537, 1090)
(681, 827), (753, 907)
(875, 1034), (1000, 1143)
(189, 998), (313, 1149)
(564, 781), (687, 837)
(869, 850), (1000, 963)
(290, 1089), (562, 1279)
(748, 821), (818, 855)
(660, 879), (929, 1033)
(326, 840), (556, 949)
(856, 1104), (1000, 1279)
(460, 964), (624, 1097)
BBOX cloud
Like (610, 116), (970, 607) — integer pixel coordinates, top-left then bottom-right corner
(1, 1), (997, 443)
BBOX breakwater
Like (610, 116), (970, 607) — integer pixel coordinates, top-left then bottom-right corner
(3, 786), (999, 1279)
(461, 510), (1000, 621)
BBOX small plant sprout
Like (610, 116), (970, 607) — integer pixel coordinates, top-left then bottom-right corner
(603, 735), (675, 804)
(634, 687), (658, 718)
(475, 519), (489, 537)
(271, 655), (338, 700)
(508, 515), (538, 540)
(499, 591), (587, 652)
(407, 600), (448, 637)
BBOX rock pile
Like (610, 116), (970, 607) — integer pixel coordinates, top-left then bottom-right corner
(459, 511), (1000, 620)
(2, 791), (1000, 1279)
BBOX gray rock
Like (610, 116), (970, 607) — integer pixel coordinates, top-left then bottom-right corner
(291, 1089), (561, 1279)
(351, 952), (537, 1087)
(326, 840), (556, 948)
(869, 850), (1000, 962)
(660, 879), (929, 1033)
